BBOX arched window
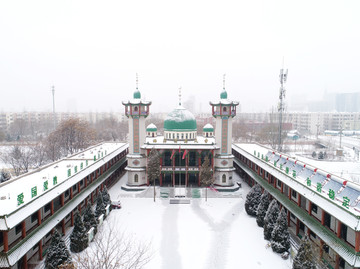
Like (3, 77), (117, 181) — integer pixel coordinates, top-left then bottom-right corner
(134, 174), (139, 183)
(222, 174), (226, 183)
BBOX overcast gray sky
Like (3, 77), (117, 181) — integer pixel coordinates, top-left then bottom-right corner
(0, 0), (359, 113)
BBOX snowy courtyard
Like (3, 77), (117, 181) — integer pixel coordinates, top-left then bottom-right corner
(104, 173), (292, 269)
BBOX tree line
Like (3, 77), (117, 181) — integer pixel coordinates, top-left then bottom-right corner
(0, 117), (128, 180)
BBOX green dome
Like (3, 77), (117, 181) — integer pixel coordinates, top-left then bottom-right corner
(146, 123), (157, 132)
(133, 89), (141, 99)
(203, 123), (214, 132)
(164, 106), (197, 131)
(220, 90), (227, 99)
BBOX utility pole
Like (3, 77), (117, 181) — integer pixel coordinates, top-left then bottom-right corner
(52, 85), (56, 130)
(278, 65), (288, 152)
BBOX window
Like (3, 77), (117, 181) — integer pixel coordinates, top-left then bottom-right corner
(265, 171), (268, 179)
(45, 203), (51, 212)
(134, 174), (138, 183)
(31, 212), (38, 223)
(223, 107), (227, 112)
(291, 189), (297, 199)
(260, 168), (263, 176)
(277, 179), (282, 187)
(206, 133), (208, 137)
(311, 204), (318, 214)
(72, 185), (77, 192)
(309, 230), (316, 239)
(0, 231), (3, 245)
(134, 106), (138, 112)
(65, 190), (70, 197)
(15, 223), (22, 234)
(222, 174), (226, 183)
(290, 213), (296, 220)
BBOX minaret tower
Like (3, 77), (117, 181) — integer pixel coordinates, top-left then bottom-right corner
(122, 74), (151, 186)
(210, 74), (239, 186)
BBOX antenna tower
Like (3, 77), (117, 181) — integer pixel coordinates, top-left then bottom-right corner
(278, 64), (288, 152)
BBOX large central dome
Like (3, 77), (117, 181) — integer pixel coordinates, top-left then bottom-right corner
(164, 106), (197, 131)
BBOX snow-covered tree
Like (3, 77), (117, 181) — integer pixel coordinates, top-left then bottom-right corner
(95, 194), (106, 219)
(70, 212), (89, 253)
(293, 236), (316, 269)
(245, 184), (262, 216)
(45, 229), (72, 269)
(200, 155), (214, 202)
(263, 200), (279, 240)
(101, 186), (111, 206)
(83, 204), (98, 235)
(271, 208), (290, 253)
(256, 190), (270, 227)
(147, 148), (160, 202)
(73, 223), (152, 269)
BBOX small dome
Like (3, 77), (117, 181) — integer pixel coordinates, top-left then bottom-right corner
(133, 89), (141, 99)
(146, 123), (157, 132)
(164, 106), (197, 131)
(220, 90), (227, 99)
(203, 123), (214, 132)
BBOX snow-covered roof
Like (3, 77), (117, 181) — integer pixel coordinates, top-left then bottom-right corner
(0, 163), (121, 267)
(233, 143), (360, 231)
(209, 99), (239, 106)
(163, 106), (197, 131)
(0, 142), (128, 230)
(122, 99), (151, 105)
(146, 123), (157, 131)
(237, 161), (360, 267)
(142, 136), (218, 150)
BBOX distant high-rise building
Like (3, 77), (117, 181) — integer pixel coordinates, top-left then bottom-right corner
(335, 92), (360, 112)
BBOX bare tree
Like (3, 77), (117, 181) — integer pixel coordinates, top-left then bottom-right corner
(147, 148), (160, 202)
(31, 142), (48, 168)
(0, 145), (33, 176)
(44, 131), (62, 161)
(200, 155), (214, 202)
(73, 223), (152, 269)
(45, 118), (96, 158)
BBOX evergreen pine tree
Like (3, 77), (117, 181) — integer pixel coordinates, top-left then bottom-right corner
(271, 208), (290, 253)
(200, 155), (214, 202)
(147, 148), (161, 202)
(256, 190), (270, 227)
(83, 204), (98, 235)
(70, 212), (89, 253)
(293, 236), (316, 269)
(263, 200), (279, 240)
(101, 186), (111, 206)
(45, 229), (72, 269)
(245, 184), (262, 216)
(95, 193), (106, 219)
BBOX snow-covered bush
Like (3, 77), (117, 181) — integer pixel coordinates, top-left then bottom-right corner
(271, 208), (290, 253)
(256, 190), (270, 227)
(293, 236), (316, 269)
(95, 193), (106, 219)
(70, 212), (89, 253)
(83, 204), (98, 235)
(245, 184), (262, 216)
(101, 186), (111, 206)
(45, 229), (72, 269)
(263, 200), (279, 240)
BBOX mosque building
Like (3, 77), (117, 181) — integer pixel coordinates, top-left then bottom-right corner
(122, 78), (239, 188)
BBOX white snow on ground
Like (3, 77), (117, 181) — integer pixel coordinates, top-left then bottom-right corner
(104, 173), (292, 269)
